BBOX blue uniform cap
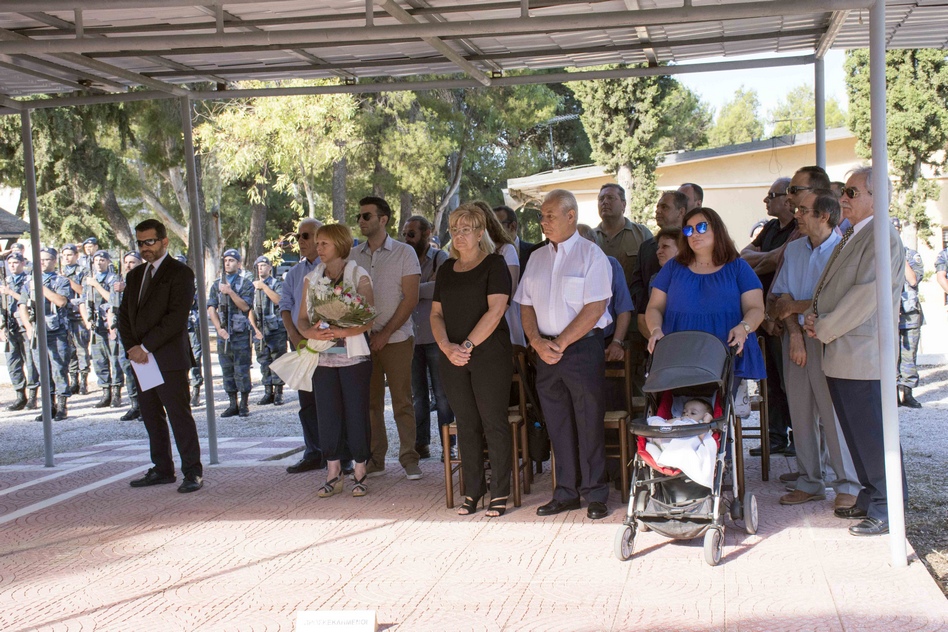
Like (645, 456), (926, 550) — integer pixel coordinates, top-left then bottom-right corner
(222, 248), (241, 262)
(83, 237), (98, 246)
(890, 216), (902, 230)
(61, 243), (78, 253)
(174, 254), (187, 264)
(93, 250), (111, 261)
(254, 256), (271, 266)
(6, 252), (25, 262)
(124, 251), (143, 262)
(39, 246), (58, 258)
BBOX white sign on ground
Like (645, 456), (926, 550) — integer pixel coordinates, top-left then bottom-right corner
(296, 610), (377, 632)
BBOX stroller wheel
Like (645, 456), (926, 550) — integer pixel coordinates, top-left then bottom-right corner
(744, 492), (759, 535)
(614, 525), (636, 561)
(730, 498), (743, 522)
(703, 527), (724, 566)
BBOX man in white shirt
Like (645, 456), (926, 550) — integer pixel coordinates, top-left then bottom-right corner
(516, 189), (613, 520)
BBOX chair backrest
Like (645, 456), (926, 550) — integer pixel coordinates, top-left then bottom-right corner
(604, 347), (634, 414)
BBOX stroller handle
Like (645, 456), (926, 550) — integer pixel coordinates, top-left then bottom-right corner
(628, 418), (724, 439)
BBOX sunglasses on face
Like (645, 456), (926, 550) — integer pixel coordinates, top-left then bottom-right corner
(136, 238), (161, 247)
(359, 212), (376, 221)
(786, 185), (813, 196)
(402, 231), (417, 239)
(766, 191), (787, 200)
(681, 221), (709, 237)
(296, 232), (312, 241)
(841, 187), (870, 199)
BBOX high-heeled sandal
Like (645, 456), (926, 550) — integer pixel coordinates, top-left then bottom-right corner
(352, 474), (368, 497)
(318, 475), (343, 498)
(486, 496), (508, 517)
(457, 496), (479, 516)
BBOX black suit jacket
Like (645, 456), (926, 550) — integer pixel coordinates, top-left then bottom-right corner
(118, 256), (196, 373)
(518, 239), (537, 270)
(630, 237), (659, 315)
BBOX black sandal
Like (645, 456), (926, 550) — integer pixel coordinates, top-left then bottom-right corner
(457, 496), (479, 516)
(486, 496), (508, 517)
(352, 475), (368, 497)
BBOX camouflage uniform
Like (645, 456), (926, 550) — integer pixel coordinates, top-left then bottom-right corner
(23, 263), (72, 419)
(86, 267), (123, 389)
(936, 249), (948, 306)
(897, 248), (924, 390)
(208, 270), (255, 396)
(253, 274), (288, 387)
(188, 291), (203, 388)
(2, 262), (39, 408)
(61, 262), (91, 391)
(110, 271), (139, 414)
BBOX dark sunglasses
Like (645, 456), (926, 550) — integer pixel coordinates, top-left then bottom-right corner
(766, 191), (786, 200)
(359, 212), (376, 221)
(841, 187), (870, 199)
(786, 185), (814, 196)
(136, 238), (161, 247)
(402, 231), (417, 239)
(682, 222), (709, 237)
(296, 232), (312, 241)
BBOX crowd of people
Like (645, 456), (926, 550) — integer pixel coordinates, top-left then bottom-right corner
(1, 166), (943, 532)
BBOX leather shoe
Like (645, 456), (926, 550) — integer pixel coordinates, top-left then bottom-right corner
(178, 475), (203, 493)
(779, 471), (801, 483)
(587, 501), (608, 520)
(286, 457), (323, 474)
(834, 493), (857, 510)
(130, 469), (176, 487)
(779, 489), (825, 505)
(749, 442), (787, 457)
(849, 516), (888, 536)
(834, 504), (868, 519)
(536, 498), (580, 517)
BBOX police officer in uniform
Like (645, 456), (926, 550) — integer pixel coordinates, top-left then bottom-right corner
(1, 252), (39, 410)
(112, 251), (144, 420)
(891, 218), (925, 408)
(82, 250), (123, 409)
(174, 254), (204, 407)
(208, 248), (255, 417)
(77, 237), (98, 271)
(249, 255), (287, 406)
(61, 244), (92, 395)
(19, 247), (73, 421)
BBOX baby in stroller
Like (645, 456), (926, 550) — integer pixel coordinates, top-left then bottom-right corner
(643, 396), (717, 489)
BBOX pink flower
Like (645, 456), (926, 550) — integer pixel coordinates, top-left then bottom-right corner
(333, 286), (342, 295)
(354, 297), (362, 305)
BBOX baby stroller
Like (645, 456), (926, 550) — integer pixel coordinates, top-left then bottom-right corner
(614, 331), (759, 566)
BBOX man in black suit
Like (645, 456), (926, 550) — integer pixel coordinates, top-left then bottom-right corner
(119, 219), (204, 493)
(493, 205), (535, 269)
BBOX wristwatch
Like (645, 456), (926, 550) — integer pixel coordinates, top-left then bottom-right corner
(740, 320), (751, 333)
(462, 339), (474, 351)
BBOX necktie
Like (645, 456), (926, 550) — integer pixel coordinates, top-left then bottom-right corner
(811, 226), (854, 316)
(139, 264), (154, 307)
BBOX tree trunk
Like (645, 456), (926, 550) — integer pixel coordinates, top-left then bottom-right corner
(332, 156), (347, 223)
(247, 181), (268, 265)
(196, 152), (222, 287)
(398, 191), (412, 235)
(617, 164), (634, 218)
(434, 149), (465, 243)
(102, 190), (133, 250)
(372, 159), (385, 198)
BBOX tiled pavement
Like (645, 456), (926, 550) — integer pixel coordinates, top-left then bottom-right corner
(1, 438), (946, 631)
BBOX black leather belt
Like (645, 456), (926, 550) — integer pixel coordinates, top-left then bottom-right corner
(540, 328), (600, 341)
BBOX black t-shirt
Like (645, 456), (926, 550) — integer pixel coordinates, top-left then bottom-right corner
(433, 253), (511, 345)
(751, 217), (797, 294)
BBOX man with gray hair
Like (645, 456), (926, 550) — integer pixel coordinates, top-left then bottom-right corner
(803, 165), (906, 537)
(516, 189), (613, 520)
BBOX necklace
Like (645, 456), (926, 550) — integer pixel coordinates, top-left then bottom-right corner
(455, 253), (486, 272)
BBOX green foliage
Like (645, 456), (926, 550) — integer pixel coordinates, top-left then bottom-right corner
(656, 83), (713, 153)
(770, 84), (848, 136)
(707, 87), (765, 147)
(846, 49), (948, 242)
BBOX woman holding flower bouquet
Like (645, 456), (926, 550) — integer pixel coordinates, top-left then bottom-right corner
(431, 204), (514, 517)
(298, 224), (376, 498)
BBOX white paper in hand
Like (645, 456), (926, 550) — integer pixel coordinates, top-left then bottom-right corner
(131, 352), (165, 391)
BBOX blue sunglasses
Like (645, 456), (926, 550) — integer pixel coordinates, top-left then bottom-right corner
(682, 221), (709, 237)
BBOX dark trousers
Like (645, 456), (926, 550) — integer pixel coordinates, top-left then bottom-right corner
(4, 331), (38, 390)
(312, 360), (373, 463)
(33, 327), (70, 397)
(762, 331), (792, 446)
(67, 319), (90, 376)
(298, 376), (322, 462)
(258, 329), (288, 386)
(412, 342), (454, 447)
(440, 338), (513, 501)
(137, 368), (202, 479)
(91, 330), (123, 387)
(535, 333), (608, 504)
(897, 326), (921, 388)
(827, 377), (908, 521)
(188, 327), (203, 387)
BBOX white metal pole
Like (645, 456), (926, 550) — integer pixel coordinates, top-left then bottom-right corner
(179, 96), (219, 465)
(20, 108), (55, 467)
(814, 57), (827, 168)
(869, 0), (907, 567)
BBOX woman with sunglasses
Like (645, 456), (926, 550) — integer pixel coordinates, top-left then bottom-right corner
(431, 204), (513, 517)
(644, 207), (766, 384)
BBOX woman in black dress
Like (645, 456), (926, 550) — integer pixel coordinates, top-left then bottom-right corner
(431, 203), (513, 517)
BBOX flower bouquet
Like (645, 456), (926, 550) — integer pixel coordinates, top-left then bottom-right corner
(271, 264), (376, 391)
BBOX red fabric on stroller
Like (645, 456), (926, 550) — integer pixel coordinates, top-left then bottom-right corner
(635, 391), (723, 476)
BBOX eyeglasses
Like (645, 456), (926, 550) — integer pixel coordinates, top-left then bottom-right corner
(402, 231), (417, 239)
(766, 192), (787, 200)
(794, 206), (814, 216)
(449, 226), (477, 237)
(786, 185), (813, 196)
(296, 232), (312, 241)
(136, 238), (161, 247)
(359, 212), (376, 221)
(841, 187), (870, 199)
(681, 221), (709, 237)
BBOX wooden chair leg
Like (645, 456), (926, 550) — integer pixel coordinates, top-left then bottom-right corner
(442, 424), (454, 509)
(760, 376), (770, 482)
(510, 419), (522, 507)
(619, 416), (630, 502)
(520, 420), (531, 493)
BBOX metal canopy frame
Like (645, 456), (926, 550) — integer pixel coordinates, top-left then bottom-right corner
(0, 0), (926, 567)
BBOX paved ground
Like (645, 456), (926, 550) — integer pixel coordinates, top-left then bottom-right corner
(1, 432), (947, 631)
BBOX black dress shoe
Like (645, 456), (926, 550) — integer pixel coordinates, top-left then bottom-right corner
(536, 498), (581, 516)
(341, 460), (355, 476)
(834, 504), (869, 519)
(286, 457), (323, 474)
(849, 516), (888, 536)
(416, 444), (431, 459)
(178, 475), (204, 494)
(587, 501), (608, 520)
(750, 443), (786, 457)
(130, 469), (176, 487)
(783, 442), (796, 457)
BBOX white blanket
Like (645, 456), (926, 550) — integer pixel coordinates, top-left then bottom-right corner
(644, 416), (717, 489)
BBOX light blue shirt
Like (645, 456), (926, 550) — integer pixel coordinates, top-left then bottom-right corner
(771, 231), (841, 324)
(279, 256), (320, 329)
